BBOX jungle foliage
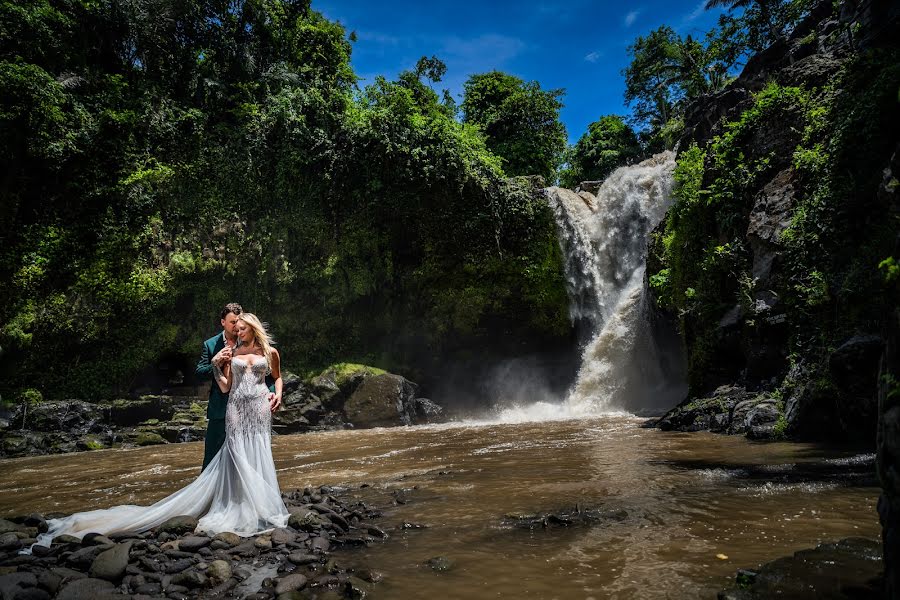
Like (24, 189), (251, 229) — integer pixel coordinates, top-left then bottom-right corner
(0, 0), (571, 400)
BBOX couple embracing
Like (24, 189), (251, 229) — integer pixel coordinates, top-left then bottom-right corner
(32, 304), (291, 547)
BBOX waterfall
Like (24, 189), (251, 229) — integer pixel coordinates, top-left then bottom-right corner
(549, 151), (686, 415)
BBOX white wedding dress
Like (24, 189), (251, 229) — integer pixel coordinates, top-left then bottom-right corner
(33, 355), (290, 547)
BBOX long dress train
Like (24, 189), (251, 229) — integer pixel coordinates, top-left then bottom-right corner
(33, 356), (289, 547)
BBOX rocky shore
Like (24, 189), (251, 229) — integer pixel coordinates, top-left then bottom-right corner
(0, 364), (444, 459)
(0, 485), (387, 600)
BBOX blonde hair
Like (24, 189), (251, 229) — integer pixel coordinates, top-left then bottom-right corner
(237, 313), (275, 364)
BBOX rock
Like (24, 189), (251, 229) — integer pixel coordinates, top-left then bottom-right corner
(657, 385), (756, 433)
(211, 531), (241, 547)
(156, 515), (198, 536)
(89, 541), (133, 581)
(310, 536), (330, 553)
(270, 528), (295, 546)
(0, 533), (22, 552)
(0, 520), (23, 536)
(205, 560), (231, 583)
(99, 396), (177, 427)
(51, 534), (80, 545)
(413, 398), (444, 423)
(177, 536), (210, 552)
(343, 374), (419, 428)
(718, 537), (882, 599)
(288, 510), (328, 532)
(22, 515), (47, 534)
(253, 536), (272, 550)
(10, 588), (50, 600)
(55, 578), (115, 600)
(36, 571), (62, 594)
(0, 573), (37, 598)
(65, 545), (108, 569)
(171, 570), (207, 588)
(82, 533), (114, 546)
(345, 576), (373, 599)
(133, 431), (166, 446)
(274, 573), (307, 595)
(287, 553), (318, 566)
(425, 556), (454, 572)
(164, 558), (195, 573)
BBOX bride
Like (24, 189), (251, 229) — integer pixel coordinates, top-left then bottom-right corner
(33, 313), (290, 547)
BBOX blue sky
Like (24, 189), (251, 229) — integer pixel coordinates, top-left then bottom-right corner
(314, 0), (726, 143)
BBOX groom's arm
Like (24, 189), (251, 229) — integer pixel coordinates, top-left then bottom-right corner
(196, 340), (214, 382)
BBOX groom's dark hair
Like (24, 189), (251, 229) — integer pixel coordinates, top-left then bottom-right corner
(221, 303), (243, 319)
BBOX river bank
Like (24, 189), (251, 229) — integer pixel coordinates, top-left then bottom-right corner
(0, 365), (444, 460)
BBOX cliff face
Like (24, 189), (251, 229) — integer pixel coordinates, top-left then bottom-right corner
(651, 0), (899, 440)
(651, 1), (900, 593)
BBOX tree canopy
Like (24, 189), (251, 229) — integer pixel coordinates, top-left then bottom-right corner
(461, 71), (567, 182)
(559, 116), (642, 189)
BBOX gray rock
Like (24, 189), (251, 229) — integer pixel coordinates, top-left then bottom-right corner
(345, 575), (373, 599)
(270, 528), (295, 545)
(211, 531), (241, 547)
(274, 573), (307, 594)
(0, 573), (37, 599)
(171, 570), (207, 588)
(156, 515), (198, 536)
(89, 541), (133, 581)
(287, 552), (318, 566)
(0, 520), (23, 535)
(343, 374), (419, 427)
(310, 536), (330, 553)
(425, 556), (454, 572)
(205, 560), (231, 583)
(82, 533), (114, 547)
(66, 544), (108, 569)
(9, 588), (49, 600)
(164, 557), (195, 573)
(55, 578), (115, 600)
(177, 536), (210, 552)
(51, 534), (81, 545)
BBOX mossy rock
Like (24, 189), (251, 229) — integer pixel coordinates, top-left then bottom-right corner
(324, 363), (388, 388)
(133, 432), (166, 446)
(77, 436), (107, 451)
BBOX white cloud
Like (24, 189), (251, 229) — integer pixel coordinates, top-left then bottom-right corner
(624, 10), (640, 27)
(683, 0), (708, 23)
(584, 51), (602, 63)
(439, 33), (527, 66)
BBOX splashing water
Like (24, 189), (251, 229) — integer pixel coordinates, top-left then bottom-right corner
(550, 151), (686, 415)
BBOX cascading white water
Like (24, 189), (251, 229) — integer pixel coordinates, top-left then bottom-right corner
(482, 151), (686, 423)
(552, 151), (686, 415)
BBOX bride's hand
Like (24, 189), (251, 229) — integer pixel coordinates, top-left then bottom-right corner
(267, 392), (282, 413)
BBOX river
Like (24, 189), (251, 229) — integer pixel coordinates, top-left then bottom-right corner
(0, 414), (879, 599)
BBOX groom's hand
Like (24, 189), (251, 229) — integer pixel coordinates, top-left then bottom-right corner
(268, 392), (282, 412)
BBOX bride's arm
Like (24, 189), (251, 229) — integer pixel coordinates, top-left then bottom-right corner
(214, 360), (232, 393)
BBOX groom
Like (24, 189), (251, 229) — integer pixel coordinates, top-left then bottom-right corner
(195, 302), (243, 470)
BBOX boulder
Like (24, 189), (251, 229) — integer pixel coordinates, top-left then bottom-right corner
(55, 578), (116, 600)
(88, 541), (132, 582)
(343, 374), (419, 428)
(156, 515), (198, 536)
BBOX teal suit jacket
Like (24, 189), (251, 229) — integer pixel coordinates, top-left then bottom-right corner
(196, 333), (277, 420)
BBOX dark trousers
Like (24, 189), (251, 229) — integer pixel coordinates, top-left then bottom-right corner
(202, 418), (226, 470)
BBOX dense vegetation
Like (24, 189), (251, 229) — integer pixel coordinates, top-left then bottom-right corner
(649, 50), (900, 396)
(0, 0), (571, 401)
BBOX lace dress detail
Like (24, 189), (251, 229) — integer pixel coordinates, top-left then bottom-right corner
(32, 355), (289, 547)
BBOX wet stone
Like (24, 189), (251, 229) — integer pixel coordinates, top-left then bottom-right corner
(288, 553), (319, 566)
(254, 537), (272, 550)
(212, 532), (241, 547)
(164, 558), (196, 574)
(205, 559), (232, 583)
(133, 582), (161, 595)
(65, 545), (106, 569)
(171, 570), (207, 588)
(270, 528), (295, 545)
(81, 533), (114, 547)
(51, 535), (80, 546)
(37, 570), (62, 594)
(426, 556), (454, 572)
(177, 536), (210, 552)
(11, 588), (50, 600)
(55, 577), (115, 600)
(89, 541), (133, 582)
(310, 537), (330, 553)
(274, 573), (308, 594)
(157, 516), (198, 536)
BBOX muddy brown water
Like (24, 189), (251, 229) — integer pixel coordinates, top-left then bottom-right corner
(0, 415), (881, 598)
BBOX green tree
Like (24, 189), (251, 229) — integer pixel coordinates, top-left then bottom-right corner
(560, 116), (642, 188)
(461, 71), (567, 182)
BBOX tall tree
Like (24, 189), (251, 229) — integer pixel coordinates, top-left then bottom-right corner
(461, 71), (567, 182)
(560, 116), (642, 188)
